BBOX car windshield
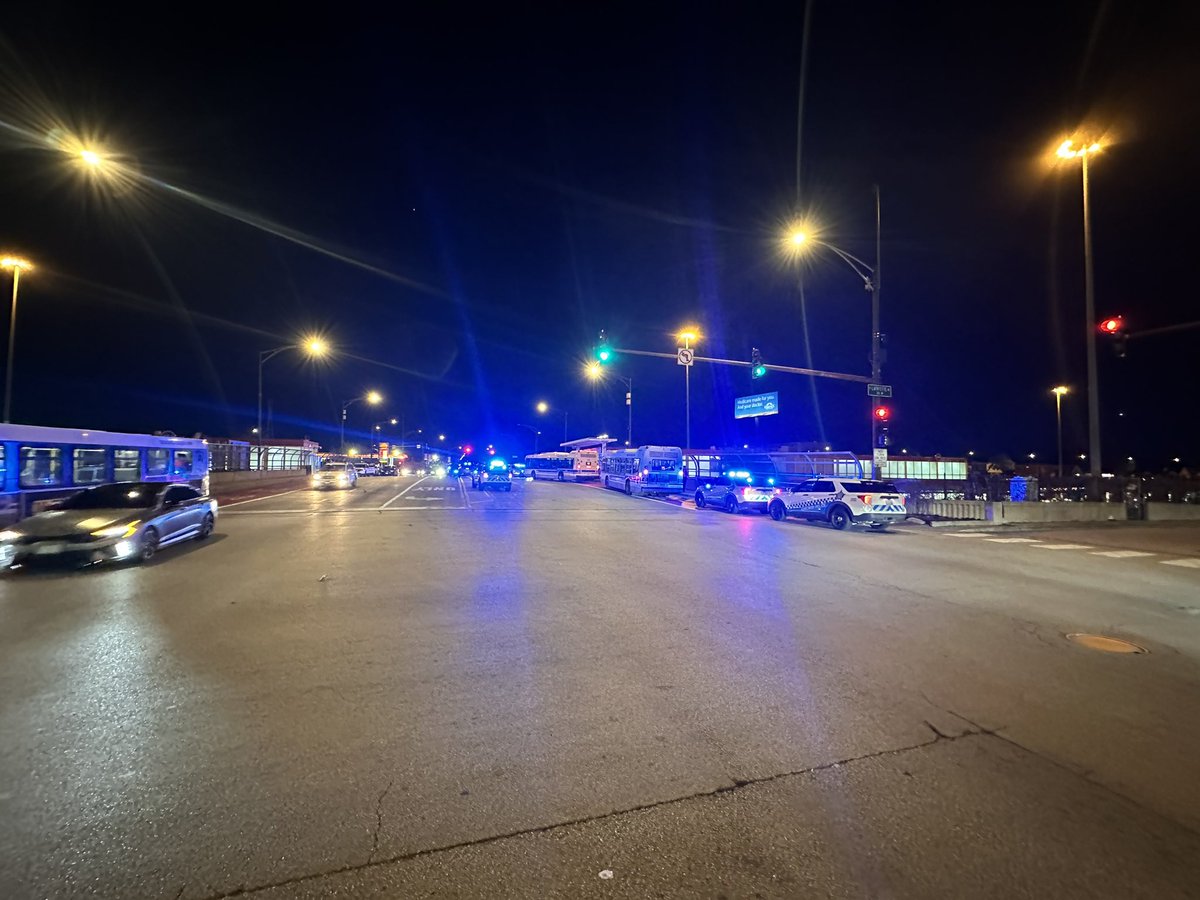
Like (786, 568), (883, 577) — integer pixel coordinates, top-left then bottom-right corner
(319, 467), (347, 475)
(60, 483), (162, 510)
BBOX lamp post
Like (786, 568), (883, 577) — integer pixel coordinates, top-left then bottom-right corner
(585, 362), (632, 446)
(676, 329), (699, 450)
(517, 423), (541, 452)
(257, 336), (327, 470)
(1, 256), (33, 424)
(1052, 386), (1069, 479)
(786, 188), (883, 475)
(536, 401), (568, 443)
(341, 390), (382, 452)
(1056, 138), (1104, 492)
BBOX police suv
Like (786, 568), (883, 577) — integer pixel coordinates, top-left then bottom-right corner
(767, 478), (907, 530)
(694, 468), (777, 514)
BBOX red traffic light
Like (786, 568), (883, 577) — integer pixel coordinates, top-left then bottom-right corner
(873, 406), (891, 421)
(1099, 316), (1124, 334)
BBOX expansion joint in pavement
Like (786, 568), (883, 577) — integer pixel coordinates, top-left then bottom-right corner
(194, 727), (986, 899)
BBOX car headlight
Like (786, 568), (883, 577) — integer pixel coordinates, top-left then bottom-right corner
(0, 529), (23, 542)
(92, 521), (140, 539)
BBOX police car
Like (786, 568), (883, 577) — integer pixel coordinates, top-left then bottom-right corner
(694, 468), (777, 514)
(472, 457), (513, 491)
(767, 478), (907, 530)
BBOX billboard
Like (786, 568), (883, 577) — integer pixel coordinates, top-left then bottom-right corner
(734, 392), (779, 419)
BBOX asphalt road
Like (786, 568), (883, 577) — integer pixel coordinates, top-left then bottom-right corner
(2, 475), (1199, 898)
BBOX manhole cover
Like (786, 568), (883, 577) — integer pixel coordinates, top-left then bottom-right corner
(1066, 633), (1148, 654)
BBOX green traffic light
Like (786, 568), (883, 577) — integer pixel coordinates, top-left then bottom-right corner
(598, 347), (611, 362)
(752, 364), (766, 378)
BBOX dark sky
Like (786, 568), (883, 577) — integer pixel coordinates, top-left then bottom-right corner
(1, 2), (1196, 469)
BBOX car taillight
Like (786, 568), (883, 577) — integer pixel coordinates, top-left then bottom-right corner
(858, 494), (872, 505)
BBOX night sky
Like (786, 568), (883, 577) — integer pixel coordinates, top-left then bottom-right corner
(1, 3), (1197, 469)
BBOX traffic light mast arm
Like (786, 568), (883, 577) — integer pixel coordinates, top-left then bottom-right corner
(610, 347), (872, 384)
(1127, 319), (1200, 340)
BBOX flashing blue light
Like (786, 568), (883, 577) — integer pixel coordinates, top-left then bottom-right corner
(489, 458), (508, 470)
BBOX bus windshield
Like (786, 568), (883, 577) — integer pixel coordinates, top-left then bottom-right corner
(60, 483), (163, 510)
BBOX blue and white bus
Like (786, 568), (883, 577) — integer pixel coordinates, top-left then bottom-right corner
(0, 424), (210, 525)
(600, 445), (684, 496)
(524, 452), (575, 480)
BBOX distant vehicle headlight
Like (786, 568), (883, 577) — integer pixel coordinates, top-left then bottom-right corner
(337, 474), (348, 483)
(0, 529), (23, 542)
(435, 466), (446, 477)
(92, 521), (140, 539)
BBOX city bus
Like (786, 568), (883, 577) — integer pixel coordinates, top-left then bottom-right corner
(0, 424), (210, 525)
(600, 445), (684, 496)
(568, 447), (600, 481)
(524, 452), (575, 480)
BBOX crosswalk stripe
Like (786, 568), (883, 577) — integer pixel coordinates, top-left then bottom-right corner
(1161, 558), (1200, 568)
(1091, 550), (1155, 558)
(984, 538), (1042, 543)
(1032, 544), (1093, 550)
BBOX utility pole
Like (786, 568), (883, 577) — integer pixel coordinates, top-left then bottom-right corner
(871, 185), (883, 478)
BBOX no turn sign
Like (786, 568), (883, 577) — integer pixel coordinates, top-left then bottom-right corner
(677, 347), (694, 366)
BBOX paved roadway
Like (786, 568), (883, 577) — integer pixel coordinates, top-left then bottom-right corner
(2, 475), (1199, 898)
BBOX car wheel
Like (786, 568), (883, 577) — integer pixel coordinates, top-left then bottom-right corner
(624, 480), (633, 496)
(724, 495), (738, 514)
(769, 500), (787, 521)
(829, 506), (851, 531)
(198, 513), (214, 539)
(139, 527), (160, 562)
(694, 490), (706, 509)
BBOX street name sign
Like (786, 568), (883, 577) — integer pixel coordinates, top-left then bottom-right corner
(734, 391), (779, 419)
(867, 383), (892, 398)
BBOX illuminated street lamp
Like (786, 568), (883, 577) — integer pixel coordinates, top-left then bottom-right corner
(676, 327), (700, 450)
(257, 336), (327, 470)
(784, 189), (884, 475)
(585, 361), (633, 447)
(1, 256), (33, 423)
(1051, 386), (1070, 478)
(1055, 136), (1104, 490)
(341, 390), (382, 452)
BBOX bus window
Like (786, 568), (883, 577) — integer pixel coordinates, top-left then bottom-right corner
(20, 447), (63, 487)
(172, 449), (193, 477)
(114, 449), (140, 482)
(146, 448), (169, 477)
(73, 448), (108, 485)
(0, 444), (5, 486)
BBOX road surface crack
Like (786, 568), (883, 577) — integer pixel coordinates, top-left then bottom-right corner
(196, 729), (983, 899)
(367, 778), (394, 864)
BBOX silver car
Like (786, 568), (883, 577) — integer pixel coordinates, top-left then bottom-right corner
(0, 482), (218, 568)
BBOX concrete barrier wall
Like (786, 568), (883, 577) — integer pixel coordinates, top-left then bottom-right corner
(1144, 502), (1200, 521)
(987, 501), (1124, 523)
(911, 499), (988, 520)
(210, 471), (309, 497)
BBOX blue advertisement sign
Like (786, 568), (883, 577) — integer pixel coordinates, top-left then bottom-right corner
(734, 391), (779, 419)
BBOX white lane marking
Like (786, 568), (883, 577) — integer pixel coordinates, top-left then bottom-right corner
(1091, 550), (1155, 558)
(380, 476), (429, 509)
(1161, 558), (1200, 568)
(1032, 544), (1094, 550)
(221, 488), (303, 507)
(984, 538), (1042, 543)
(944, 532), (990, 537)
(459, 477), (473, 510)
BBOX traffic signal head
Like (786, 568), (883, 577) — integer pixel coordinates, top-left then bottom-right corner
(1099, 316), (1124, 334)
(596, 329), (612, 364)
(752, 365), (767, 378)
(751, 347), (766, 379)
(873, 405), (891, 422)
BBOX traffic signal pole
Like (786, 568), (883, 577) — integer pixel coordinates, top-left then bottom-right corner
(611, 348), (872, 383)
(871, 184), (883, 478)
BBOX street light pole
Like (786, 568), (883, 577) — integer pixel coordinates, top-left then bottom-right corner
(258, 337), (328, 470)
(871, 185), (883, 478)
(2, 257), (33, 424)
(1081, 152), (1102, 490)
(1052, 386), (1069, 479)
